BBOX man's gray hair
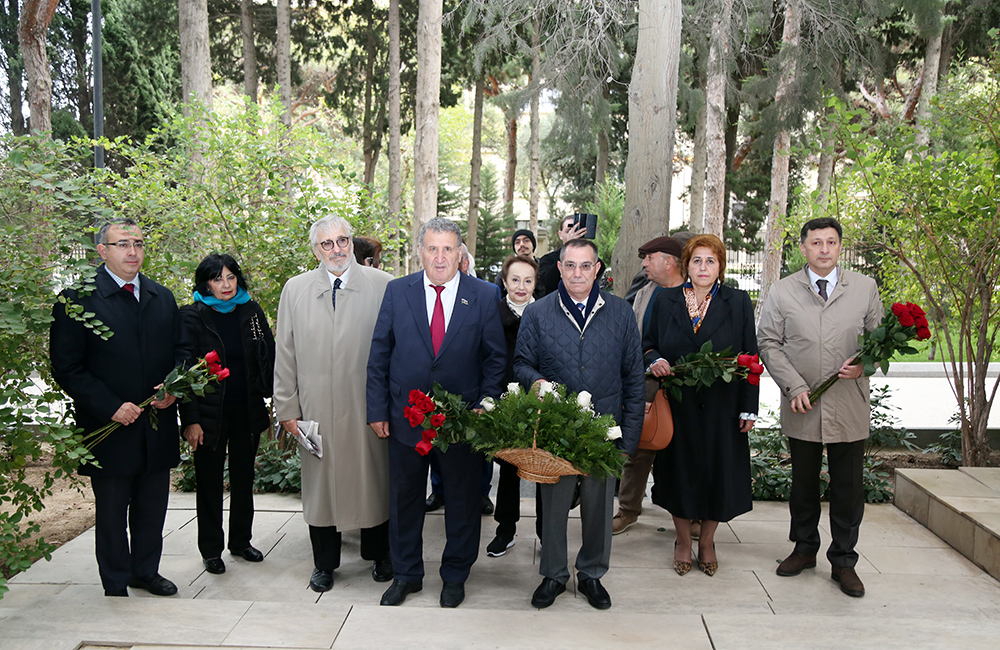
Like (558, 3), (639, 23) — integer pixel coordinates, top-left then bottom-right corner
(309, 215), (354, 246)
(95, 218), (139, 246)
(418, 217), (462, 249)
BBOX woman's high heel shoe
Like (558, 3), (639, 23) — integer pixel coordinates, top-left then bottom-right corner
(673, 541), (692, 576)
(697, 543), (718, 576)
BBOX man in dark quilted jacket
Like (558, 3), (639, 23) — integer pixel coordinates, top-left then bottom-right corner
(513, 238), (645, 610)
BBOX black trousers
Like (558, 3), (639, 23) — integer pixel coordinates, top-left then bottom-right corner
(492, 458), (521, 538)
(788, 437), (865, 568)
(309, 520), (390, 571)
(90, 469), (170, 592)
(192, 406), (260, 559)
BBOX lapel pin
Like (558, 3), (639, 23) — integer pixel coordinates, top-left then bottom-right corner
(461, 298), (469, 305)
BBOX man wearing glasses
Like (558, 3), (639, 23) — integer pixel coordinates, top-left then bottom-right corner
(51, 218), (190, 597)
(513, 238), (645, 610)
(274, 216), (395, 592)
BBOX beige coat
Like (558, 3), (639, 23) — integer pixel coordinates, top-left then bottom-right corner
(757, 267), (882, 444)
(273, 261), (393, 528)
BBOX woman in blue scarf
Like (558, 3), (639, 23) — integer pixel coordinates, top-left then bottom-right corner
(179, 254), (276, 575)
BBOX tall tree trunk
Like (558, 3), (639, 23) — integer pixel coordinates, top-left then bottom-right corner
(412, 0), (443, 261)
(275, 0), (291, 126)
(613, 0), (682, 297)
(689, 89), (707, 233)
(4, 0), (26, 135)
(466, 78), (485, 259)
(362, 3), (379, 186)
(240, 0), (258, 101)
(178, 0), (213, 111)
(915, 11), (944, 152)
(757, 0), (800, 318)
(528, 14), (541, 234)
(70, 0), (90, 130)
(18, 0), (61, 135)
(504, 115), (517, 215)
(703, 0), (731, 238)
(387, 0), (402, 274)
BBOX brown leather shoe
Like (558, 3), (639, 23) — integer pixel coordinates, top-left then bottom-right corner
(612, 512), (637, 535)
(831, 566), (865, 597)
(776, 551), (817, 577)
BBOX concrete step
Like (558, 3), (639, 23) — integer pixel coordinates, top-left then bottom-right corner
(895, 467), (1000, 581)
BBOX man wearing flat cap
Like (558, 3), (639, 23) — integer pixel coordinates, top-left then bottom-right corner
(613, 235), (686, 535)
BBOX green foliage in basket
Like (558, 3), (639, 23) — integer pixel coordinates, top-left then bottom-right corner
(476, 382), (625, 480)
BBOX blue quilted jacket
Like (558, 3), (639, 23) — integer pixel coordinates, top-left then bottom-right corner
(513, 290), (646, 455)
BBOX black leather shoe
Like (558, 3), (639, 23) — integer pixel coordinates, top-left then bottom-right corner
(440, 581), (465, 608)
(577, 576), (611, 610)
(309, 569), (334, 592)
(204, 557), (226, 574)
(372, 558), (394, 582)
(481, 496), (495, 515)
(128, 573), (178, 596)
(104, 588), (128, 597)
(231, 546), (264, 562)
(531, 577), (566, 608)
(380, 579), (422, 606)
(425, 492), (444, 512)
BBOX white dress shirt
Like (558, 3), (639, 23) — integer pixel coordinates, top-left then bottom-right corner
(806, 265), (839, 297)
(105, 266), (140, 301)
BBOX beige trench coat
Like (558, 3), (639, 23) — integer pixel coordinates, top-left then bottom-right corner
(273, 262), (393, 528)
(757, 267), (882, 444)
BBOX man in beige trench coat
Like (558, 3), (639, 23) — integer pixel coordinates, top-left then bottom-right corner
(757, 217), (882, 598)
(274, 215), (394, 592)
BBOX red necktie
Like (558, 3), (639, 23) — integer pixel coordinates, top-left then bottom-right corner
(122, 283), (135, 297)
(431, 285), (445, 356)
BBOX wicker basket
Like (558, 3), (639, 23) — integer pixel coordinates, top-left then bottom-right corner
(494, 436), (583, 484)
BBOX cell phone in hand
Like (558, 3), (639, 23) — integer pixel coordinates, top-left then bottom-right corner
(572, 213), (598, 239)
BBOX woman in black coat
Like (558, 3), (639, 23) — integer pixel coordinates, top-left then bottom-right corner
(643, 234), (758, 577)
(486, 255), (539, 557)
(179, 254), (276, 575)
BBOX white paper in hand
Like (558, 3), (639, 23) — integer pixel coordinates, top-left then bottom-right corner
(296, 420), (323, 458)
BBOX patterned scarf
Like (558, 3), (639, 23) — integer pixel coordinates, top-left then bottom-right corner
(682, 281), (720, 333)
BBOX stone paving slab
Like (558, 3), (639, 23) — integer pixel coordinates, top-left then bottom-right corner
(5, 491), (1000, 650)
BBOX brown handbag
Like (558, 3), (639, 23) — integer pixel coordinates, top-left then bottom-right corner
(639, 384), (674, 450)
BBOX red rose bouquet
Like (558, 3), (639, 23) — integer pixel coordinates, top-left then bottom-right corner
(654, 341), (765, 402)
(808, 302), (931, 403)
(81, 351), (230, 450)
(406, 383), (477, 455)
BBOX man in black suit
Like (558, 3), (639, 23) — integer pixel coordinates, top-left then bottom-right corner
(367, 217), (506, 608)
(50, 218), (189, 597)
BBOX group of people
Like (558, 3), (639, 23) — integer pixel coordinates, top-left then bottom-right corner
(49, 212), (880, 606)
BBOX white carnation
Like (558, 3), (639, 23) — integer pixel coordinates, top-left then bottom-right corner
(606, 426), (622, 441)
(577, 391), (592, 409)
(506, 382), (521, 395)
(481, 397), (496, 412)
(538, 380), (555, 397)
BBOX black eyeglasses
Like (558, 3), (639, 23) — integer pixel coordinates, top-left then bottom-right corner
(317, 237), (351, 251)
(105, 241), (145, 250)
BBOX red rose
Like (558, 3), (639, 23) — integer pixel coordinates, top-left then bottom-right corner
(415, 439), (433, 456)
(897, 311), (915, 327)
(747, 373), (761, 386)
(409, 389), (425, 405)
(423, 429), (438, 441)
(914, 314), (929, 328)
(916, 326), (932, 341)
(737, 354), (753, 368)
(907, 303), (926, 317)
(430, 413), (446, 428)
(205, 350), (220, 365)
(418, 395), (435, 413)
(749, 354), (759, 365)
(891, 303), (907, 318)
(209, 360), (222, 374)
(749, 362), (765, 375)
(404, 407), (425, 427)
(215, 367), (231, 380)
